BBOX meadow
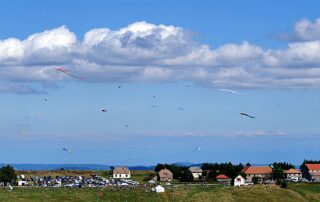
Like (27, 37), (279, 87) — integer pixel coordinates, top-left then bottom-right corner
(0, 183), (320, 202)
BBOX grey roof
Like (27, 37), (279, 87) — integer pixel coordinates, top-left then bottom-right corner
(189, 167), (202, 173)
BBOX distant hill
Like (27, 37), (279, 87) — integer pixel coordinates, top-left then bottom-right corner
(0, 163), (299, 170)
(0, 164), (155, 171)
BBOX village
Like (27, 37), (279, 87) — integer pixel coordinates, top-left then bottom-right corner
(0, 160), (319, 194)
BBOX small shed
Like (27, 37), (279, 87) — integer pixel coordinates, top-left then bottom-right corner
(234, 175), (245, 186)
(216, 174), (231, 185)
(154, 185), (165, 193)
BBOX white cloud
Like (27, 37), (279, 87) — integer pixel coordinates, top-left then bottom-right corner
(294, 18), (320, 41)
(2, 19), (320, 92)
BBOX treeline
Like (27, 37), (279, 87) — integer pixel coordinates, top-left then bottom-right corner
(201, 162), (244, 180)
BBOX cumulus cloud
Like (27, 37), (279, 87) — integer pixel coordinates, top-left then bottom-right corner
(1, 19), (320, 91)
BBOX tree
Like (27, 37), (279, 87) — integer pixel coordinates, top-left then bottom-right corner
(180, 170), (194, 182)
(271, 163), (284, 180)
(252, 177), (259, 184)
(207, 170), (217, 180)
(239, 172), (247, 179)
(0, 165), (17, 184)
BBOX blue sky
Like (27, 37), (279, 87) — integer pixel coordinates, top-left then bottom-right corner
(1, 0), (320, 166)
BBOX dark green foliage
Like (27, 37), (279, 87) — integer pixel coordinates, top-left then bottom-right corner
(201, 162), (244, 180)
(281, 180), (288, 188)
(239, 172), (247, 179)
(180, 169), (194, 182)
(0, 165), (17, 184)
(272, 162), (295, 170)
(271, 162), (284, 180)
(252, 177), (259, 184)
(207, 170), (217, 180)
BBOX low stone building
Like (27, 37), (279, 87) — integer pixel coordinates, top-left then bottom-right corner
(158, 169), (173, 182)
(283, 168), (302, 180)
(305, 164), (320, 181)
(188, 167), (203, 179)
(216, 174), (231, 185)
(113, 167), (131, 179)
(241, 166), (272, 182)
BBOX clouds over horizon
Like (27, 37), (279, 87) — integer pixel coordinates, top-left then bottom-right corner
(2, 19), (320, 92)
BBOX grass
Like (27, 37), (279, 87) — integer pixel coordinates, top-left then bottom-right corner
(12, 171), (320, 201)
(1, 183), (320, 201)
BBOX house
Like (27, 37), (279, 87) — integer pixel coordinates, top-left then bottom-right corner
(216, 174), (231, 185)
(283, 168), (302, 181)
(305, 164), (320, 181)
(113, 167), (131, 179)
(158, 169), (173, 182)
(154, 185), (165, 193)
(242, 166), (272, 182)
(188, 167), (203, 179)
(234, 175), (245, 186)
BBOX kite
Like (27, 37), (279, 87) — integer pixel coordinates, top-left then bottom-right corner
(195, 147), (201, 151)
(125, 125), (129, 128)
(55, 66), (85, 80)
(220, 88), (242, 95)
(44, 98), (49, 102)
(178, 107), (185, 111)
(186, 84), (191, 88)
(240, 112), (255, 119)
(101, 108), (107, 112)
(152, 95), (156, 98)
(118, 85), (122, 88)
(62, 147), (72, 153)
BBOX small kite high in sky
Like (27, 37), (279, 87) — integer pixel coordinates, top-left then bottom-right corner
(101, 107), (107, 112)
(62, 147), (72, 153)
(44, 98), (49, 102)
(56, 66), (85, 80)
(195, 147), (201, 150)
(240, 112), (255, 119)
(220, 88), (242, 95)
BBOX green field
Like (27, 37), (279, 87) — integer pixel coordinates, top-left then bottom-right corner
(1, 183), (320, 202)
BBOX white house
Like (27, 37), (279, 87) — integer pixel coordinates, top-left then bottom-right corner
(234, 175), (245, 186)
(113, 167), (131, 179)
(154, 185), (165, 193)
(283, 168), (302, 181)
(189, 167), (203, 179)
(17, 180), (27, 186)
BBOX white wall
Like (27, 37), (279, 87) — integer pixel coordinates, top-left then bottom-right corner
(113, 173), (131, 178)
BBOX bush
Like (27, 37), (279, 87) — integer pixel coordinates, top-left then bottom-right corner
(280, 180), (288, 188)
(252, 177), (259, 184)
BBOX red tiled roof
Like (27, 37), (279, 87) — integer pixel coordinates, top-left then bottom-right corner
(241, 166), (272, 174)
(216, 174), (229, 179)
(283, 168), (302, 174)
(306, 164), (320, 171)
